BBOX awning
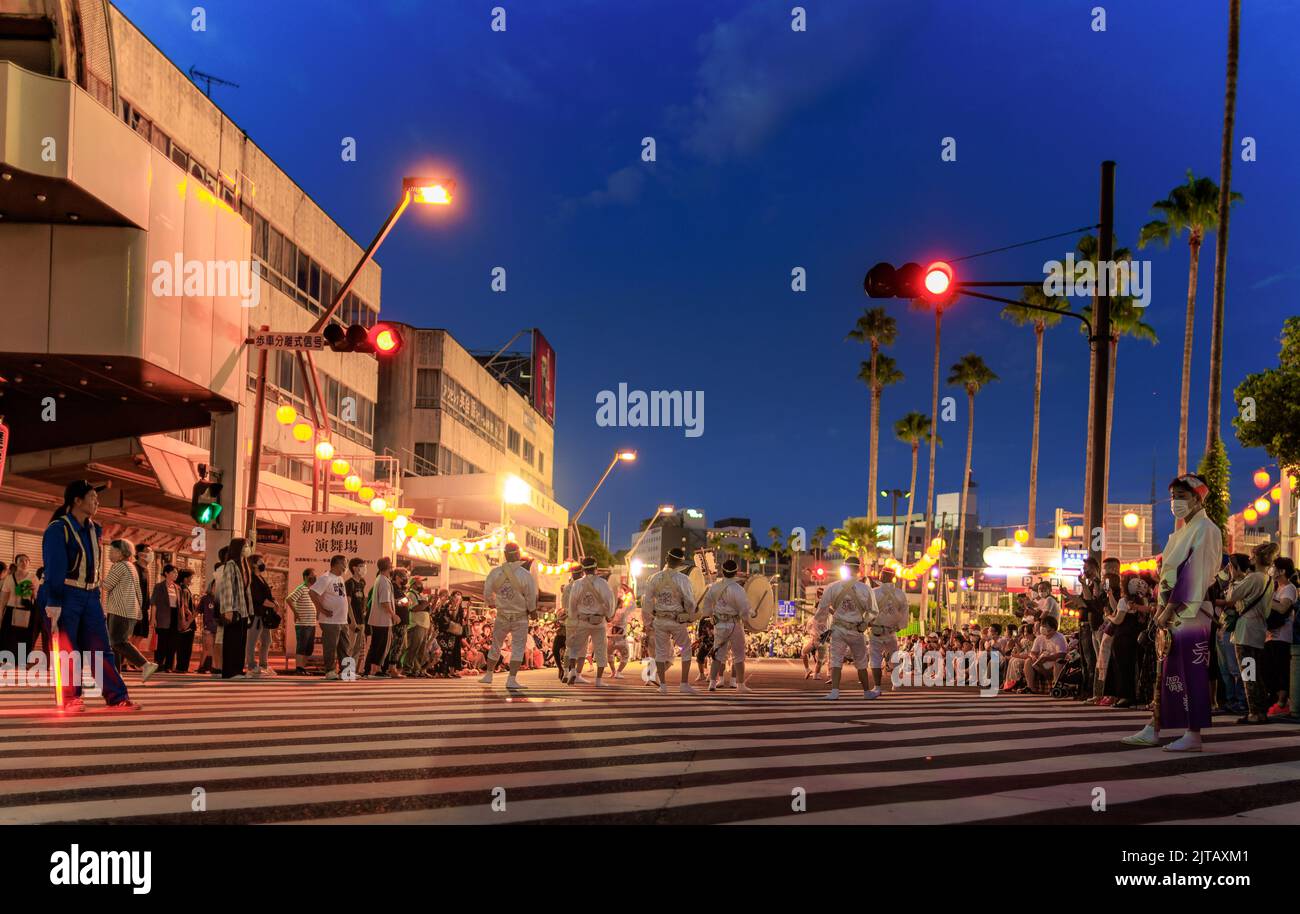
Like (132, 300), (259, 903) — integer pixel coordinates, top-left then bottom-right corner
(139, 437), (204, 500)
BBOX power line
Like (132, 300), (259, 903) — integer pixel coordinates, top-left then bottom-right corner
(951, 224), (1100, 264)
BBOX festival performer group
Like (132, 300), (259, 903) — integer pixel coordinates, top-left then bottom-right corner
(22, 469), (1277, 747)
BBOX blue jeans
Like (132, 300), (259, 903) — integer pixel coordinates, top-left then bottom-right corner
(1217, 627), (1246, 711)
(56, 588), (129, 704)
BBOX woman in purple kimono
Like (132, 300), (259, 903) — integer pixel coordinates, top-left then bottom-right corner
(1122, 474), (1223, 752)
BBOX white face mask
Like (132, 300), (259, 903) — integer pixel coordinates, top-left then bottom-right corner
(1170, 499), (1192, 519)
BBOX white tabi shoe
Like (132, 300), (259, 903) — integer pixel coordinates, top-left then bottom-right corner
(823, 688), (840, 701)
(141, 662), (159, 684)
(679, 683), (698, 695)
(1162, 732), (1203, 752)
(593, 678), (609, 688)
(505, 678), (526, 690)
(478, 673), (494, 685)
(1121, 724), (1160, 747)
(658, 683), (668, 695)
(736, 683), (753, 695)
(574, 674), (591, 684)
(863, 688), (881, 700)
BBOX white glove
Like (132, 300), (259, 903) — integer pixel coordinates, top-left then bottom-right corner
(46, 606), (61, 628)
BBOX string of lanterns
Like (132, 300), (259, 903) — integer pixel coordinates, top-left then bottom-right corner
(881, 536), (946, 583)
(1242, 468), (1294, 524)
(276, 402), (392, 512)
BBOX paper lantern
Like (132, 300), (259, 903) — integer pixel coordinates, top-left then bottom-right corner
(1056, 524), (1072, 538)
(1271, 486), (1282, 502)
(393, 515), (408, 531)
(369, 497), (387, 514)
(344, 475), (362, 492)
(1254, 469), (1271, 490)
(1122, 512), (1139, 529)
(331, 458), (350, 476)
(314, 440), (335, 461)
(1243, 507), (1259, 524)
(1014, 529), (1029, 544)
(292, 422), (314, 442)
(358, 486), (375, 501)
(1254, 498), (1271, 516)
(275, 404), (297, 425)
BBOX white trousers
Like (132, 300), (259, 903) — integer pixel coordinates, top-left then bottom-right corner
(829, 627), (868, 667)
(652, 616), (691, 663)
(869, 632), (898, 668)
(487, 613), (529, 664)
(712, 620), (746, 665)
(568, 619), (608, 666)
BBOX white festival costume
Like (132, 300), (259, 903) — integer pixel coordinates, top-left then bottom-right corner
(644, 567), (696, 663)
(566, 574), (615, 666)
(608, 588), (636, 659)
(869, 582), (909, 668)
(702, 578), (752, 665)
(815, 579), (879, 668)
(484, 560), (538, 664)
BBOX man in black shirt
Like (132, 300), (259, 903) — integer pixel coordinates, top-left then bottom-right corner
(345, 558), (369, 675)
(1078, 558), (1107, 699)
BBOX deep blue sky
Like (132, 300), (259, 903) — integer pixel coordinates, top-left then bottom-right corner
(120, 0), (1299, 551)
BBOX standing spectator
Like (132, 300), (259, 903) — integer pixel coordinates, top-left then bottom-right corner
(405, 588), (432, 677)
(246, 554), (278, 677)
(434, 590), (466, 677)
(383, 569), (411, 678)
(0, 553), (37, 659)
(1230, 542), (1277, 724)
(345, 558), (369, 673)
(151, 563), (180, 672)
(217, 538), (254, 680)
(364, 558), (398, 677)
(195, 548), (226, 676)
(131, 545), (153, 657)
(1212, 554), (1252, 716)
(1100, 575), (1144, 707)
(1265, 557), (1296, 716)
(1077, 558), (1105, 698)
(174, 568), (198, 673)
(309, 554), (351, 681)
(103, 540), (157, 682)
(286, 569), (317, 675)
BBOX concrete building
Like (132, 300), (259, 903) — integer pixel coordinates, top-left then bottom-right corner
(707, 517), (754, 552)
(373, 325), (567, 576)
(1052, 504), (1155, 562)
(0, 2), (402, 610)
(627, 507), (707, 582)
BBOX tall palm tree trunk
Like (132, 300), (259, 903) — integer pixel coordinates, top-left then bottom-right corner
(903, 443), (919, 561)
(957, 390), (975, 585)
(868, 344), (879, 529)
(1178, 235), (1202, 474)
(1104, 337), (1119, 508)
(924, 311), (942, 633)
(1205, 0), (1240, 455)
(1028, 323), (1044, 540)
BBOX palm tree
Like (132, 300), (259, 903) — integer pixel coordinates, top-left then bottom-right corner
(947, 354), (999, 585)
(1138, 170), (1240, 475)
(830, 518), (875, 568)
(909, 297), (949, 560)
(767, 526), (785, 589)
(847, 307), (898, 530)
(1001, 286), (1070, 541)
(1204, 0), (1241, 512)
(894, 411), (939, 561)
(811, 525), (828, 561)
(857, 353), (904, 544)
(1082, 295), (1158, 507)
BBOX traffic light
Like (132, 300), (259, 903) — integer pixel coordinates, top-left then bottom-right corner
(864, 261), (955, 303)
(815, 565), (825, 579)
(190, 466), (223, 526)
(324, 322), (403, 355)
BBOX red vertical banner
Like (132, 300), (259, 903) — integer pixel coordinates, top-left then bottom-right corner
(531, 330), (556, 425)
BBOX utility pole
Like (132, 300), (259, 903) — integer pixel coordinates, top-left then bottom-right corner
(1087, 162), (1116, 570)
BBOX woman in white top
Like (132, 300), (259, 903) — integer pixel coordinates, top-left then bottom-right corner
(103, 541), (158, 682)
(1264, 557), (1297, 716)
(0, 554), (38, 656)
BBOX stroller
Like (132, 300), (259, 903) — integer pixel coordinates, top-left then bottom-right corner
(1049, 648), (1086, 699)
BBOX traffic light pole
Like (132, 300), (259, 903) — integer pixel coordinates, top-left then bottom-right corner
(243, 325), (271, 542)
(1087, 162), (1116, 570)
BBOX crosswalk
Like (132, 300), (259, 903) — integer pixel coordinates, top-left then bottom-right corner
(1, 659), (1298, 825)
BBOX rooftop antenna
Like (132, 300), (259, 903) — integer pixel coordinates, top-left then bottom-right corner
(188, 66), (240, 98)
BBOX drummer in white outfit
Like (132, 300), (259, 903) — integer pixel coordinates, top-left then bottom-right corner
(566, 557), (615, 687)
(560, 565), (589, 683)
(814, 557), (881, 701)
(870, 568), (910, 693)
(642, 547), (699, 695)
(701, 559), (755, 694)
(607, 582), (636, 678)
(479, 543), (538, 690)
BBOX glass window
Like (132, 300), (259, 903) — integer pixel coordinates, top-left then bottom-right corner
(296, 251), (310, 294)
(538, 451), (545, 475)
(282, 239), (296, 285)
(267, 226), (282, 275)
(522, 440), (534, 465)
(171, 144), (189, 172)
(253, 212), (267, 260)
(416, 369), (438, 409)
(309, 260), (321, 303)
(507, 427), (520, 454)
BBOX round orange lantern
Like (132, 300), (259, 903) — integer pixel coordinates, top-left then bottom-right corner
(1254, 469), (1271, 490)
(291, 422), (314, 443)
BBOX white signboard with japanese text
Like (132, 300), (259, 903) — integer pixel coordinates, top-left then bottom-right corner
(288, 514), (387, 583)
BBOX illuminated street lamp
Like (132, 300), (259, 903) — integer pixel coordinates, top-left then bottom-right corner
(628, 504), (675, 573)
(567, 450), (637, 560)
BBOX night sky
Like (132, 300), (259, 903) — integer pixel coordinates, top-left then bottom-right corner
(118, 0), (1300, 551)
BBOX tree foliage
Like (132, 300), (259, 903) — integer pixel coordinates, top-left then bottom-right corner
(1234, 316), (1300, 474)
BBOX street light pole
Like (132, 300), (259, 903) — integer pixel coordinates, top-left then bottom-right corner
(1087, 162), (1116, 571)
(881, 488), (908, 559)
(567, 450), (636, 560)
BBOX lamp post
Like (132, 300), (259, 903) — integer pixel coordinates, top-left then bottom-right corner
(627, 504), (674, 582)
(567, 449), (636, 560)
(880, 488), (910, 560)
(243, 175), (454, 539)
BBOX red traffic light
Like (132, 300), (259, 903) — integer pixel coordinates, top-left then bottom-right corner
(923, 261), (953, 298)
(815, 565), (825, 578)
(371, 323), (402, 354)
